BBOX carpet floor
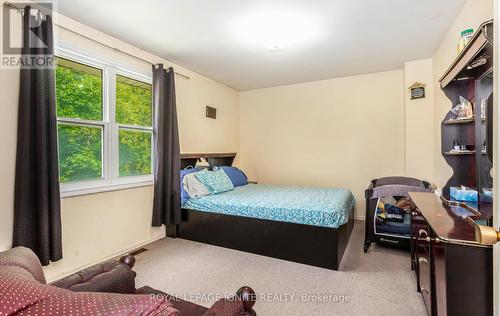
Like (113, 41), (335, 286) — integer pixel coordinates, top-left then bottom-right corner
(134, 220), (426, 315)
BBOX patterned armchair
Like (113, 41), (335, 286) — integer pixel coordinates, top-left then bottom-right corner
(0, 247), (256, 316)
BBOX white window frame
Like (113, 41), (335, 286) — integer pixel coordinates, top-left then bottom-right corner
(55, 43), (154, 198)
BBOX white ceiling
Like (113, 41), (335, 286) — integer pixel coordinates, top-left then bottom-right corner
(54, 0), (466, 91)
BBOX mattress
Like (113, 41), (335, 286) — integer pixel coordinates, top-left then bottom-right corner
(376, 214), (411, 236)
(183, 183), (355, 228)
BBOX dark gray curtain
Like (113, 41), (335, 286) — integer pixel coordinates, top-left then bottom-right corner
(13, 6), (62, 265)
(152, 65), (181, 229)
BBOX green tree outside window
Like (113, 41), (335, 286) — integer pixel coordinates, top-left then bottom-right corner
(55, 57), (153, 183)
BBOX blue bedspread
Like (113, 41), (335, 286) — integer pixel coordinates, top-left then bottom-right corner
(184, 184), (355, 228)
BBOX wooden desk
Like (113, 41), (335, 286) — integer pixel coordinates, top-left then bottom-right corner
(409, 192), (492, 316)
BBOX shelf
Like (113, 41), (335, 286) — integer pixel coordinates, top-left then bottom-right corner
(444, 118), (474, 125)
(180, 152), (236, 159)
(444, 150), (475, 156)
(444, 151), (487, 156)
(439, 20), (493, 88)
(443, 117), (486, 125)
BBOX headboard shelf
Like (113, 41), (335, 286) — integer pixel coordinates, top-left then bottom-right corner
(180, 152), (237, 159)
(180, 152), (237, 169)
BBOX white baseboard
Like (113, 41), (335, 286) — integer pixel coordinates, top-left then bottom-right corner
(44, 233), (165, 283)
(0, 244), (12, 252)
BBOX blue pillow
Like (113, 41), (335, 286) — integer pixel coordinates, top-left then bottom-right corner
(220, 166), (248, 187)
(194, 169), (234, 194)
(180, 167), (201, 205)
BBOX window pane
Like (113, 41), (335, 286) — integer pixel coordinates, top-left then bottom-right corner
(55, 57), (103, 121)
(116, 75), (152, 126)
(58, 124), (103, 182)
(119, 129), (152, 177)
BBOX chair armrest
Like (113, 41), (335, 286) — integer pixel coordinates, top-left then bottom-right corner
(51, 255), (137, 294)
(203, 287), (257, 316)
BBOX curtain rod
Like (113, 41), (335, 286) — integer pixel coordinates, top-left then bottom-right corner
(4, 1), (191, 80)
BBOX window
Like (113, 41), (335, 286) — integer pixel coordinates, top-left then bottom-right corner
(56, 58), (104, 183)
(116, 75), (153, 177)
(55, 48), (153, 197)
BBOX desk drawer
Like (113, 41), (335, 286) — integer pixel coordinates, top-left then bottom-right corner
(412, 208), (432, 315)
(417, 247), (432, 315)
(411, 208), (429, 268)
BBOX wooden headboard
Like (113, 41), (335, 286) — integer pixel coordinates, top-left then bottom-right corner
(180, 153), (236, 169)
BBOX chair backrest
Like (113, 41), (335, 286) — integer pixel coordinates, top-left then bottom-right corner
(0, 246), (46, 284)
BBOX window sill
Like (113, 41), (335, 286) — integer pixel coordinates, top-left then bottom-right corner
(61, 178), (154, 198)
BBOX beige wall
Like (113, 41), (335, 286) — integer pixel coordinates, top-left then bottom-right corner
(432, 0), (493, 191)
(403, 59), (434, 181)
(0, 7), (239, 281)
(0, 67), (19, 255)
(237, 70), (405, 219)
(0, 0), (21, 255)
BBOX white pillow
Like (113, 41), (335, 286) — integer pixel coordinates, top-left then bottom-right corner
(182, 172), (210, 198)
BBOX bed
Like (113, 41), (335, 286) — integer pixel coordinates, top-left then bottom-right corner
(184, 184), (354, 229)
(173, 153), (356, 270)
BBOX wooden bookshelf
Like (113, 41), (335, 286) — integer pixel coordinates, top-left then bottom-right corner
(439, 20), (493, 206)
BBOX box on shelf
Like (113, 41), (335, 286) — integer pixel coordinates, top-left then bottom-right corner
(450, 186), (478, 202)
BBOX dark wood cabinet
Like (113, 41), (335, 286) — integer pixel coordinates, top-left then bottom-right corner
(439, 20), (494, 205)
(418, 18), (495, 316)
(410, 192), (492, 316)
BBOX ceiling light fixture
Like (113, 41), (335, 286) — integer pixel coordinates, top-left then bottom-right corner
(234, 10), (320, 51)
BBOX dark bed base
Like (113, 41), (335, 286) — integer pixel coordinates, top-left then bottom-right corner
(174, 208), (354, 270)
